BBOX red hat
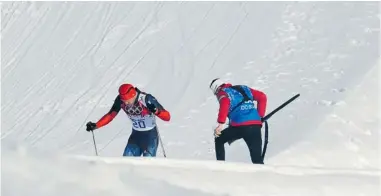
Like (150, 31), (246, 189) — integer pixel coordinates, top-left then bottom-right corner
(119, 84), (137, 101)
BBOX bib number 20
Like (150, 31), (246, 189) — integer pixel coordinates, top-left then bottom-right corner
(132, 119), (146, 129)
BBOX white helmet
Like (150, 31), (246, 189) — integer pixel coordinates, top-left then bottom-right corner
(209, 78), (225, 94)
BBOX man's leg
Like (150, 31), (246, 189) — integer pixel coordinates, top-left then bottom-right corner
(123, 144), (141, 156)
(143, 128), (159, 157)
(214, 126), (240, 161)
(123, 131), (142, 156)
(242, 125), (263, 164)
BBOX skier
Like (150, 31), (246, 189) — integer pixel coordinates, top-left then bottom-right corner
(85, 83), (170, 157)
(209, 78), (267, 164)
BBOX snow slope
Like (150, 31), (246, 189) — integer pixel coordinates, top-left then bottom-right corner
(1, 1), (380, 196)
(272, 62), (380, 169)
(2, 147), (380, 196)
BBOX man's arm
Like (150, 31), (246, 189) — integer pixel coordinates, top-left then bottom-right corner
(216, 91), (230, 124)
(145, 94), (171, 121)
(95, 96), (122, 128)
(249, 88), (267, 118)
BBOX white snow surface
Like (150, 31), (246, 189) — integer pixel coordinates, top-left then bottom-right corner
(1, 1), (380, 196)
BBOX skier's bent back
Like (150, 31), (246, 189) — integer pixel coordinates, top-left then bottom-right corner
(86, 83), (170, 157)
(210, 78), (267, 164)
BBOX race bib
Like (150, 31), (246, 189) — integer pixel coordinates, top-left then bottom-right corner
(129, 115), (156, 131)
(240, 100), (255, 111)
(122, 93), (157, 131)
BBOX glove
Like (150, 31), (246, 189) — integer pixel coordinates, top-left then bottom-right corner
(86, 121), (97, 132)
(146, 101), (158, 114)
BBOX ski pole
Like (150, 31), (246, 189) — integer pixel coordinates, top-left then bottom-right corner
(157, 127), (167, 158)
(261, 93), (300, 162)
(262, 93), (300, 122)
(91, 130), (98, 156)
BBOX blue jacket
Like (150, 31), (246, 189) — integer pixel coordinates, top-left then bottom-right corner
(222, 85), (262, 126)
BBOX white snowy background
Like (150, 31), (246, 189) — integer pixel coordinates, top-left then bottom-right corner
(1, 1), (380, 196)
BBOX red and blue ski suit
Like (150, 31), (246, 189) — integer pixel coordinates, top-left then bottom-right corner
(214, 83), (267, 164)
(215, 83), (267, 126)
(95, 88), (170, 157)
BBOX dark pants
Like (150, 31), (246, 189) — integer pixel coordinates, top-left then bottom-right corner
(123, 127), (158, 157)
(215, 124), (263, 164)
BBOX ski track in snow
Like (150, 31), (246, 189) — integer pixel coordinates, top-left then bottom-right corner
(1, 2), (380, 195)
(1, 0), (379, 164)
